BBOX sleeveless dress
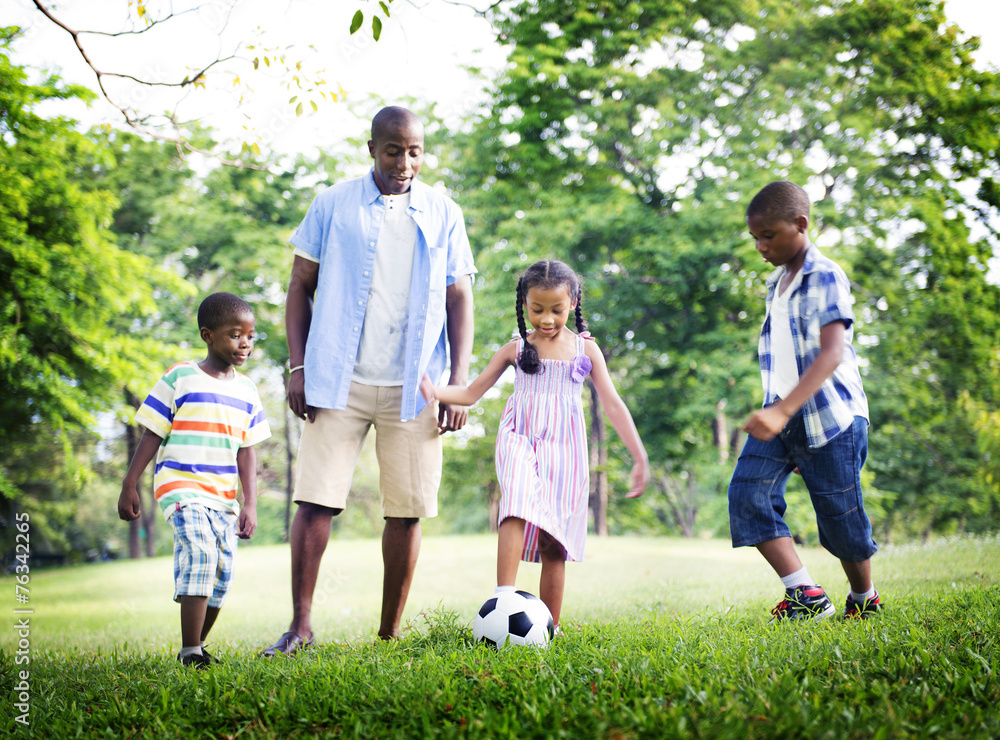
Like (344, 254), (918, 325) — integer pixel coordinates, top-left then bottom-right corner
(495, 334), (593, 563)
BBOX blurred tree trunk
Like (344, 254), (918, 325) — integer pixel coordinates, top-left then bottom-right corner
(487, 479), (500, 533)
(124, 420), (142, 559)
(713, 400), (729, 465)
(587, 380), (608, 536)
(143, 475), (156, 557)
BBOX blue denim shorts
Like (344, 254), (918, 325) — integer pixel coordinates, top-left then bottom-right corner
(170, 503), (238, 607)
(727, 412), (878, 562)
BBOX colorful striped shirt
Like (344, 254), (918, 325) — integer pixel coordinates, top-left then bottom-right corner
(134, 361), (271, 519)
(758, 243), (869, 448)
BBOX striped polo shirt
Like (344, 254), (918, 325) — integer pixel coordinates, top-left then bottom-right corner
(134, 361), (271, 519)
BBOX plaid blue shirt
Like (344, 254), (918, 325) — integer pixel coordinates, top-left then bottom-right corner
(758, 243), (869, 448)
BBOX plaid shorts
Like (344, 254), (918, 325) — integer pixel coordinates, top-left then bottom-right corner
(170, 503), (239, 607)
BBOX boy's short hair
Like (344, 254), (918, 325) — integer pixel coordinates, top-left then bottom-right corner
(197, 292), (253, 331)
(747, 181), (811, 222)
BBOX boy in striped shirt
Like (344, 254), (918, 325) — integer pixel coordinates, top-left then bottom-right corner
(118, 292), (271, 667)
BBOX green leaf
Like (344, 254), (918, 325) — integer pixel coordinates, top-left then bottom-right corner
(379, 2), (390, 16)
(350, 10), (363, 34)
(373, 15), (382, 41)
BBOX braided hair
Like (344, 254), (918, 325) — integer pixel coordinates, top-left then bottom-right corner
(515, 260), (588, 375)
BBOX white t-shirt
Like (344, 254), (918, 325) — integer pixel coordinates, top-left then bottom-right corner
(353, 192), (418, 385)
(769, 268), (803, 400)
(293, 192), (418, 386)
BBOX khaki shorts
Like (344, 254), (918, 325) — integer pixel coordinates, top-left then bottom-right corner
(293, 383), (442, 518)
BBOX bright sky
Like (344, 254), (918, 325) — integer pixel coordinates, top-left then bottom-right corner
(5, 0), (504, 157)
(5, 0), (997, 159)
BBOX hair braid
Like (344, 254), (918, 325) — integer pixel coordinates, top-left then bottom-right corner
(574, 288), (588, 334)
(515, 276), (542, 374)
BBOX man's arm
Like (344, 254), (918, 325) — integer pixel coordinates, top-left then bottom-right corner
(438, 274), (474, 433)
(286, 255), (320, 422)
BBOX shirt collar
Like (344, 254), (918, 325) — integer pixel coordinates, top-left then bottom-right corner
(365, 168), (427, 211)
(766, 241), (820, 287)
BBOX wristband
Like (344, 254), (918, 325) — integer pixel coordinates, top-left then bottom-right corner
(289, 365), (305, 374)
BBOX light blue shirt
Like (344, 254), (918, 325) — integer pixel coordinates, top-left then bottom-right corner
(759, 243), (869, 448)
(290, 171), (477, 421)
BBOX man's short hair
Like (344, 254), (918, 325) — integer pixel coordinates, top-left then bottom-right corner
(747, 181), (811, 222)
(371, 106), (421, 142)
(197, 292), (252, 331)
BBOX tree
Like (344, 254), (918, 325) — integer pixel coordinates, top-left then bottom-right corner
(0, 29), (182, 551)
(23, 0), (393, 161)
(444, 0), (1000, 537)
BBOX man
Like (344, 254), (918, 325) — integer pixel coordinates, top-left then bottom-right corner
(264, 106), (476, 654)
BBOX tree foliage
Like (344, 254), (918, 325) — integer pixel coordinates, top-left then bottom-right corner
(443, 0), (1000, 537)
(0, 29), (186, 547)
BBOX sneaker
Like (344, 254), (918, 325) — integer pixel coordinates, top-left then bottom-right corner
(178, 651), (211, 669)
(844, 591), (883, 619)
(200, 646), (220, 664)
(769, 585), (836, 623)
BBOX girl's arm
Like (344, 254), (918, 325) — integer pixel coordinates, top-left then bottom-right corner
(585, 341), (650, 498)
(236, 445), (258, 539)
(422, 341), (518, 407)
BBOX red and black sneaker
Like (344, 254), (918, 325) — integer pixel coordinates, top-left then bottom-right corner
(769, 585), (836, 623)
(844, 591), (883, 619)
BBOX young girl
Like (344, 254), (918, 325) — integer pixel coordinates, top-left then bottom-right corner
(421, 259), (649, 628)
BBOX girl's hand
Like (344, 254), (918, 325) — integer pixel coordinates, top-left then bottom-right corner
(626, 460), (649, 498)
(419, 374), (436, 402)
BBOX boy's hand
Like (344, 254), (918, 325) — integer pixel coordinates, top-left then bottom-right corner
(741, 406), (789, 442)
(237, 504), (257, 539)
(626, 460), (649, 498)
(117, 485), (142, 521)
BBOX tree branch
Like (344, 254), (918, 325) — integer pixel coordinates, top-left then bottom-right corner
(30, 0), (262, 168)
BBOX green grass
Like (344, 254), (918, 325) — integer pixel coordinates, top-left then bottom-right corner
(3, 534), (999, 738)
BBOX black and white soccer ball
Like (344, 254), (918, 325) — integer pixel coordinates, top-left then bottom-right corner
(473, 590), (554, 649)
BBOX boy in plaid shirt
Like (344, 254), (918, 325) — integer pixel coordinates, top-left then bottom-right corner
(728, 181), (881, 622)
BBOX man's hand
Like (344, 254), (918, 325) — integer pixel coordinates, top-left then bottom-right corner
(287, 369), (316, 422)
(437, 403), (468, 434)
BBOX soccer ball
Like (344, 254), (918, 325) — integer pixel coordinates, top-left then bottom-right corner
(473, 590), (554, 649)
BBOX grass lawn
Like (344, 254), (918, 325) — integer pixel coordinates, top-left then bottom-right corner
(3, 533), (998, 738)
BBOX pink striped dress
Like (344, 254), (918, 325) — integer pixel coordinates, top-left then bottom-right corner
(495, 335), (593, 562)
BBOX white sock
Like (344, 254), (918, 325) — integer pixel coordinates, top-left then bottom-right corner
(178, 646), (203, 658)
(780, 567), (814, 590)
(850, 585), (877, 603)
(495, 585), (515, 594)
